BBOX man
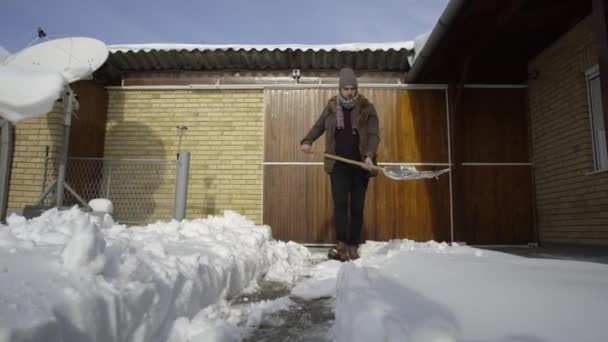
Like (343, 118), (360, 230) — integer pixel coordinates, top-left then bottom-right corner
(300, 68), (380, 261)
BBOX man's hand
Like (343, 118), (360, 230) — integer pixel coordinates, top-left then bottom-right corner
(300, 143), (313, 154)
(362, 156), (374, 171)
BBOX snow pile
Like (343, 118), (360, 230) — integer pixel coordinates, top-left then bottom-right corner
(263, 240), (312, 285)
(0, 208), (311, 342)
(291, 259), (342, 300)
(167, 297), (296, 342)
(331, 240), (608, 342)
(3, 208), (607, 342)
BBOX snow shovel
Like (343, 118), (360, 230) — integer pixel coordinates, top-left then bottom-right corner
(323, 153), (450, 180)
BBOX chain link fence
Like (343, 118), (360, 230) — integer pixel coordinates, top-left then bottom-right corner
(41, 157), (178, 224)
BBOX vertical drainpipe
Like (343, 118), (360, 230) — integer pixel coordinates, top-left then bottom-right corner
(0, 119), (13, 223)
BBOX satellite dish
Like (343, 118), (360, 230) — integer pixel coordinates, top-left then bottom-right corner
(0, 36), (109, 212)
(3, 37), (109, 83)
(0, 37), (108, 122)
(0, 66), (63, 122)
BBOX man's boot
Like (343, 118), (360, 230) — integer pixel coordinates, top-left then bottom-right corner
(348, 244), (359, 260)
(328, 241), (348, 261)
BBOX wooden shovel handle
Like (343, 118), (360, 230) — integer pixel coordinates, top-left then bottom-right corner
(322, 153), (385, 172)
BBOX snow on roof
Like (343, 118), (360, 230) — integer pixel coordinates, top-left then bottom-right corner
(0, 45), (10, 63)
(109, 41), (414, 53)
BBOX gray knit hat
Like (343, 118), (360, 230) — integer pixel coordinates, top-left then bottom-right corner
(338, 68), (358, 89)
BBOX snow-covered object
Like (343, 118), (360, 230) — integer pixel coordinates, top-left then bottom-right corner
(0, 37), (108, 122)
(5, 37), (108, 83)
(0, 65), (63, 122)
(88, 198), (113, 214)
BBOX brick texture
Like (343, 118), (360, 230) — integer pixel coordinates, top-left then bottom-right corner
(104, 89), (264, 223)
(7, 104), (64, 209)
(528, 15), (608, 245)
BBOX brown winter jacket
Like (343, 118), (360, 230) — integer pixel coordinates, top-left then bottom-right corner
(301, 94), (380, 175)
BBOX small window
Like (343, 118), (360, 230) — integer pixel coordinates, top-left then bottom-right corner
(586, 65), (608, 171)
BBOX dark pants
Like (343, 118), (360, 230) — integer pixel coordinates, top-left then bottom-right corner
(330, 162), (370, 245)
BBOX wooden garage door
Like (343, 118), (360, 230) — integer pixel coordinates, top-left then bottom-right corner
(263, 87), (451, 243)
(453, 88), (535, 244)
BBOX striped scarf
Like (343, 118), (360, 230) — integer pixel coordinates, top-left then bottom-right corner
(336, 94), (359, 132)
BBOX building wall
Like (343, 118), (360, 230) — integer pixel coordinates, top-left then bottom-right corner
(7, 105), (63, 210)
(105, 89), (264, 223)
(528, 15), (608, 245)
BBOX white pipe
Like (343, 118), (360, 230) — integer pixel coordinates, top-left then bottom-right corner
(379, 162), (451, 166)
(461, 162), (533, 166)
(263, 162), (324, 166)
(105, 83), (529, 91)
(262, 162), (451, 166)
(463, 84), (528, 89)
(445, 88), (454, 243)
(106, 83), (450, 91)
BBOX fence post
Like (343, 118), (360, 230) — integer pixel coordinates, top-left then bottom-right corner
(0, 120), (13, 223)
(56, 89), (76, 207)
(174, 151), (190, 221)
(106, 160), (112, 199)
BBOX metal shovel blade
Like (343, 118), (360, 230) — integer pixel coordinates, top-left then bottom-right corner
(321, 153), (449, 181)
(383, 165), (450, 180)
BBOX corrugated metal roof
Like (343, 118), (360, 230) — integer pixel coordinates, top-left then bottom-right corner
(96, 42), (413, 82)
(109, 42), (414, 53)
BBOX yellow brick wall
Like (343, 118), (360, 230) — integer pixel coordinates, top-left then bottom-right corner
(105, 89), (264, 223)
(528, 15), (608, 245)
(7, 104), (64, 210)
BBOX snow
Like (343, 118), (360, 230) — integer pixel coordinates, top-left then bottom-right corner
(88, 198), (114, 214)
(0, 37), (108, 123)
(410, 31), (431, 64)
(167, 297), (296, 342)
(291, 260), (342, 300)
(0, 64), (63, 122)
(0, 208), (311, 342)
(109, 41), (414, 53)
(0, 46), (9, 63)
(1, 208), (607, 342)
(331, 240), (608, 342)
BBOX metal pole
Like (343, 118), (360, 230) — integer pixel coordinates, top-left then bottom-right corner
(176, 125), (188, 157)
(106, 163), (111, 198)
(56, 88), (75, 207)
(173, 151), (190, 221)
(0, 119), (13, 223)
(41, 146), (49, 194)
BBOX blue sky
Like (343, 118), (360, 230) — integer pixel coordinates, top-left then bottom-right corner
(1, 0), (448, 52)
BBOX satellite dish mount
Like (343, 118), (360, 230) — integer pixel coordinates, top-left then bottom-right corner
(34, 87), (88, 208)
